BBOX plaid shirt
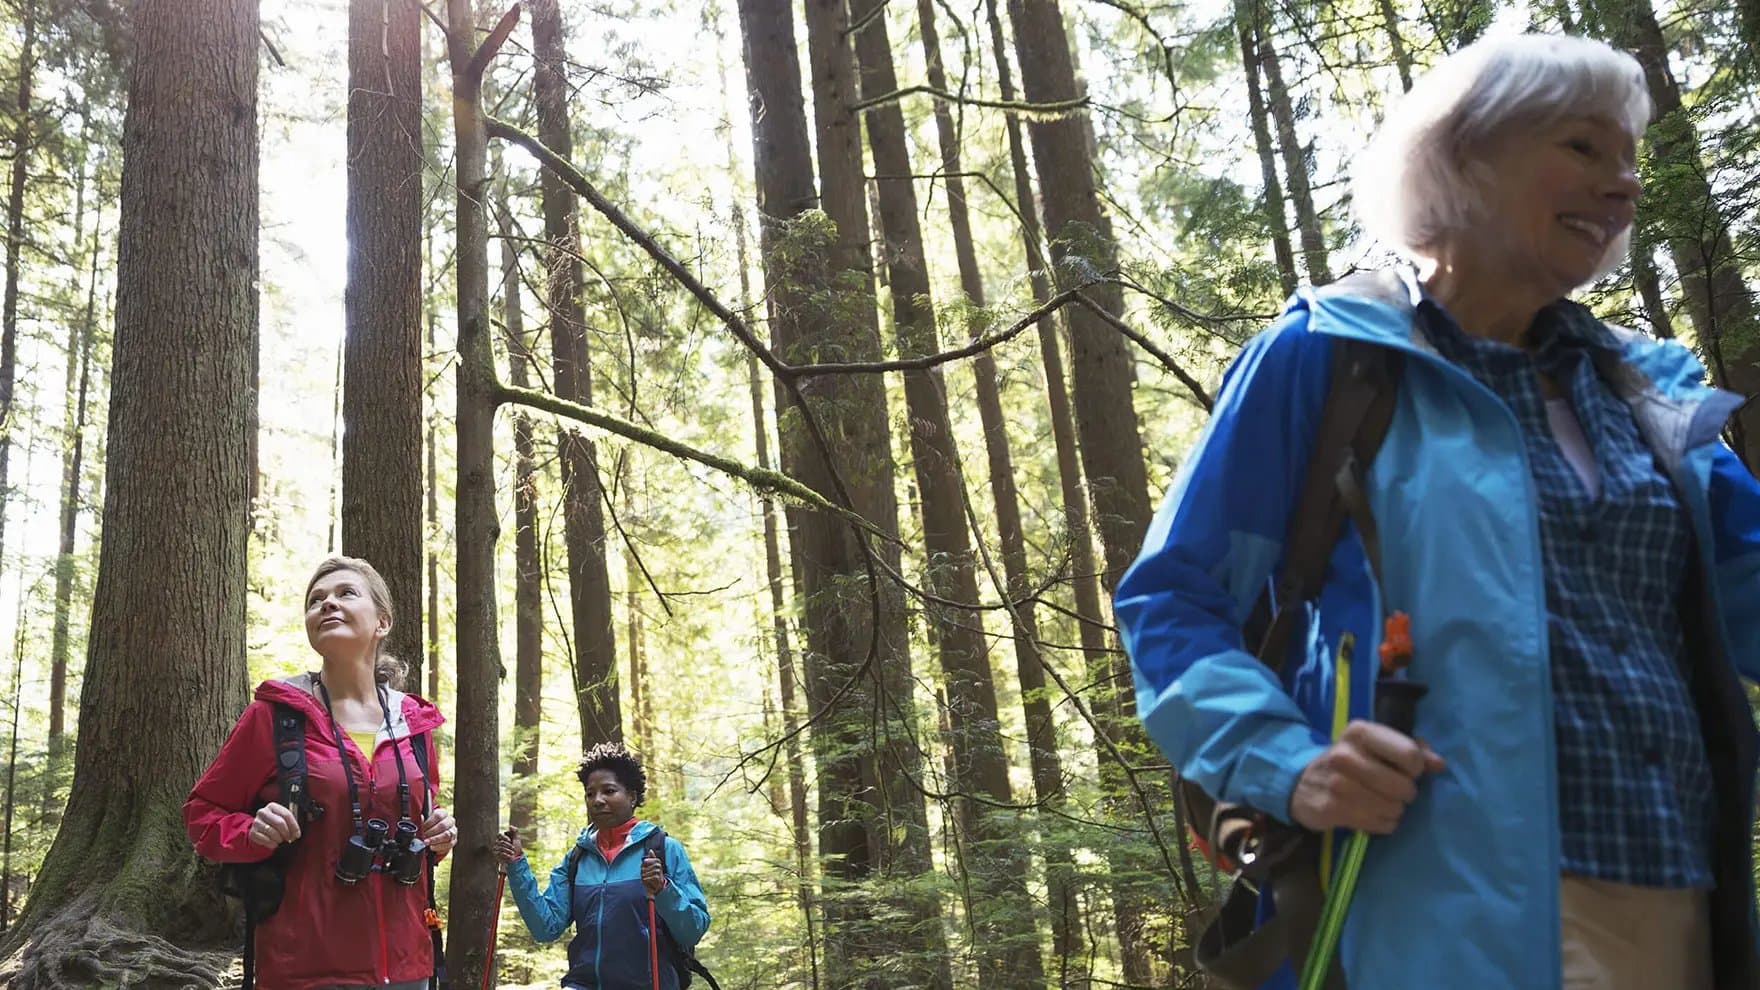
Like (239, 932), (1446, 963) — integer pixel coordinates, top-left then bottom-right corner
(1419, 299), (1713, 888)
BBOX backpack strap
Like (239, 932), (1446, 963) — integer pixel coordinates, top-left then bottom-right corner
(270, 702), (309, 820)
(1189, 335), (1403, 990)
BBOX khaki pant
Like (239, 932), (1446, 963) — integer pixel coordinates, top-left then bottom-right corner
(1560, 874), (1712, 989)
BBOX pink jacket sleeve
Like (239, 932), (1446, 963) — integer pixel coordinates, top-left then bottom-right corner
(183, 701), (277, 864)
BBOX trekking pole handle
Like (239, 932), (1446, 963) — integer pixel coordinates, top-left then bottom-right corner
(497, 826), (518, 876)
(1373, 678), (1426, 736)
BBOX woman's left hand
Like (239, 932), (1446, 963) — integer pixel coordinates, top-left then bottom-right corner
(641, 848), (666, 896)
(421, 806), (458, 857)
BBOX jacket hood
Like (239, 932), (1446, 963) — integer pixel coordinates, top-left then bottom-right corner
(1296, 267), (1726, 409)
(255, 674), (445, 738)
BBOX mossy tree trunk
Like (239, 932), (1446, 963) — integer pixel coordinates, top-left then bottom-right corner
(0, 0), (258, 982)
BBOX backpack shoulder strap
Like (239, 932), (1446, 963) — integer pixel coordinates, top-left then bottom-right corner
(269, 701), (309, 820)
(1250, 336), (1403, 671)
(643, 826), (667, 866)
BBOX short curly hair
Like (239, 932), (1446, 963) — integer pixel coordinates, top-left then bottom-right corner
(577, 742), (647, 807)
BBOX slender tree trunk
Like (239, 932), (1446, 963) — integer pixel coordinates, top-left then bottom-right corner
(427, 314), (441, 701)
(0, 2), (36, 595)
(501, 207), (542, 838)
(1257, 21), (1330, 285)
(442, 4), (512, 988)
(529, 0), (621, 743)
(848, 1), (1046, 983)
(1377, 0), (1414, 92)
(737, 0), (945, 983)
(3, 587), (24, 932)
(1590, 0), (1760, 466)
(623, 452), (650, 750)
(1003, 0), (1165, 980)
(918, 0), (1079, 974)
(1631, 230), (1675, 340)
(1236, 0), (1297, 296)
(46, 114), (102, 824)
(343, 0), (426, 682)
(0, 0), (258, 975)
(798, 1), (952, 983)
(715, 27), (820, 980)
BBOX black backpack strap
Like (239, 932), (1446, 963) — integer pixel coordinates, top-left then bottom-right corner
(1252, 336), (1403, 671)
(270, 702), (309, 820)
(1190, 335), (1403, 990)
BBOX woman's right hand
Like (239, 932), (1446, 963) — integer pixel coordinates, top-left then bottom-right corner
(1289, 720), (1445, 835)
(248, 801), (301, 849)
(493, 827), (523, 863)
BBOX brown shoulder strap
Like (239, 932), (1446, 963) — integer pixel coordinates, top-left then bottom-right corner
(1252, 337), (1402, 671)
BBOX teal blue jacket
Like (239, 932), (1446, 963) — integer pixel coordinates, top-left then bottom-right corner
(507, 820), (710, 989)
(1116, 270), (1760, 988)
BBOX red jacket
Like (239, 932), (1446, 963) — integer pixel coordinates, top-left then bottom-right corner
(184, 675), (446, 990)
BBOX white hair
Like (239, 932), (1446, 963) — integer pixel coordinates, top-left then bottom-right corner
(1352, 33), (1652, 276)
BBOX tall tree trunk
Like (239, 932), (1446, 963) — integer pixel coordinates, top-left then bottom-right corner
(501, 207), (542, 839)
(1004, 0), (1165, 980)
(343, 0), (426, 682)
(1236, 0), (1297, 296)
(1256, 21), (1330, 285)
(0, 2), (36, 595)
(0, 0), (258, 975)
(847, 1), (1046, 983)
(1590, 0), (1760, 466)
(46, 113), (103, 826)
(737, 0), (945, 983)
(918, 0), (1079, 974)
(529, 0), (621, 743)
(3, 585), (24, 932)
(716, 26), (820, 980)
(427, 312), (441, 702)
(442, 4), (511, 988)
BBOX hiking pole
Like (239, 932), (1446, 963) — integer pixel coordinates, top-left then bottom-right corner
(1297, 629), (1426, 990)
(484, 827), (516, 990)
(646, 846), (663, 990)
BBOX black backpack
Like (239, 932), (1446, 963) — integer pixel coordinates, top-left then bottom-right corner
(561, 826), (721, 990)
(216, 701), (445, 990)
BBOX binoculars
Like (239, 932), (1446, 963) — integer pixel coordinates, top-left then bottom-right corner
(335, 818), (428, 885)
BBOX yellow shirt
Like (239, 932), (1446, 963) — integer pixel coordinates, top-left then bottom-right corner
(348, 729), (377, 757)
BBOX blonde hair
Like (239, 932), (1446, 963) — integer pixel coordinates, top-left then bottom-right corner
(1352, 33), (1651, 278)
(305, 555), (408, 689)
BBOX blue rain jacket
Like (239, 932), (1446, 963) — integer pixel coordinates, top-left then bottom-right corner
(1116, 270), (1760, 989)
(507, 820), (711, 990)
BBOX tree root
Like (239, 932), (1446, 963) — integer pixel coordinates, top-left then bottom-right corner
(0, 905), (236, 990)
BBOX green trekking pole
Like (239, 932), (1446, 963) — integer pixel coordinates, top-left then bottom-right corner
(1297, 667), (1426, 990)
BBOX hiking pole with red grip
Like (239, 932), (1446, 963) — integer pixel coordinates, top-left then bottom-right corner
(646, 845), (663, 990)
(484, 827), (517, 990)
(1297, 614), (1426, 990)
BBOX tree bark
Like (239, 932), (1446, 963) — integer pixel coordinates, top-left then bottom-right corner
(0, 1), (36, 598)
(529, 0), (622, 743)
(623, 452), (651, 749)
(737, 0), (946, 983)
(1257, 19), (1330, 285)
(1002, 0), (1164, 980)
(918, 0), (1080, 974)
(500, 206), (542, 839)
(1590, 0), (1760, 466)
(442, 4), (513, 989)
(1236, 0), (1297, 296)
(1377, 0), (1414, 92)
(0, 0), (258, 978)
(848, 1), (1046, 983)
(343, 0), (426, 684)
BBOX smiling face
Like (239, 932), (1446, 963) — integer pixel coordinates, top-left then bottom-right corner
(1455, 114), (1641, 297)
(304, 568), (390, 660)
(583, 769), (637, 829)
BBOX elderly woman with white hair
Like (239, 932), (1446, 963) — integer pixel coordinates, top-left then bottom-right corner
(1116, 32), (1760, 990)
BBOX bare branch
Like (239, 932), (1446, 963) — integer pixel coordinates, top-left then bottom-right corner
(1073, 292), (1213, 410)
(495, 383), (893, 543)
(849, 83), (1088, 117)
